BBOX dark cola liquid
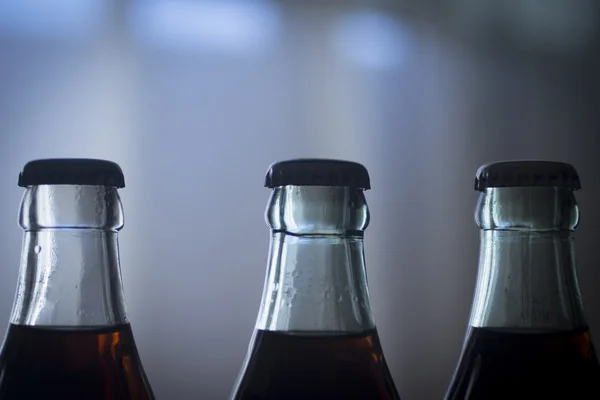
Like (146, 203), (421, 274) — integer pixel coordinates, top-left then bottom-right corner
(446, 326), (600, 400)
(0, 323), (154, 400)
(232, 328), (400, 400)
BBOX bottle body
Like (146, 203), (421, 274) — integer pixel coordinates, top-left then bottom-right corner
(0, 324), (152, 399)
(446, 185), (600, 399)
(233, 328), (397, 400)
(231, 184), (400, 400)
(0, 183), (154, 399)
(447, 325), (599, 399)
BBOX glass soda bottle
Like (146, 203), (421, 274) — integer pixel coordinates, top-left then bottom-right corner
(0, 158), (155, 399)
(230, 158), (401, 400)
(445, 160), (600, 399)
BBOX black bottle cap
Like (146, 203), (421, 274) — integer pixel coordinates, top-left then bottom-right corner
(475, 160), (581, 191)
(18, 158), (125, 188)
(265, 158), (371, 189)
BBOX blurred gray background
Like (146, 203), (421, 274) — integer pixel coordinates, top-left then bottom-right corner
(0, 0), (598, 399)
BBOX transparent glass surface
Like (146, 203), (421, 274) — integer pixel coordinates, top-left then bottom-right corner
(471, 187), (585, 330)
(257, 186), (374, 332)
(13, 185), (127, 326)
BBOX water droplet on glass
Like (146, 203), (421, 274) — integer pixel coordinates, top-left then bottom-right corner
(274, 283), (279, 291)
(338, 295), (343, 303)
(34, 245), (42, 254)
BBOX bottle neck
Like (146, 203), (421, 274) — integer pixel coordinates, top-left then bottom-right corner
(255, 186), (375, 333)
(469, 187), (587, 330)
(11, 185), (128, 327)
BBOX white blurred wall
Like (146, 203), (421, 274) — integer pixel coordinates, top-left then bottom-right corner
(0, 1), (598, 398)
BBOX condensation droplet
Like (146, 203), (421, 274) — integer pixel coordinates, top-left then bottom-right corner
(34, 245), (42, 254)
(274, 283), (279, 291)
(75, 185), (83, 200)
